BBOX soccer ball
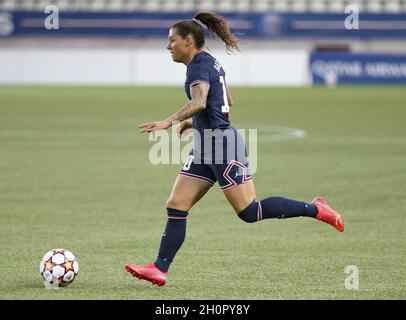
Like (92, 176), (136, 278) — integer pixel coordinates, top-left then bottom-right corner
(39, 248), (79, 289)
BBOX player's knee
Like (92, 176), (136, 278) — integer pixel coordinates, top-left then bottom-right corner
(165, 197), (180, 210)
(166, 196), (190, 212)
(237, 200), (258, 223)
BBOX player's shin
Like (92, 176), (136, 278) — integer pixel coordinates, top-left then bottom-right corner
(154, 208), (188, 272)
(237, 197), (317, 223)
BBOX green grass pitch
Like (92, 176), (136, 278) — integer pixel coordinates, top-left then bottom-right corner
(0, 86), (405, 300)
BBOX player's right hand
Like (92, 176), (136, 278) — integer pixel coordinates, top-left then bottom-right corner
(139, 120), (171, 133)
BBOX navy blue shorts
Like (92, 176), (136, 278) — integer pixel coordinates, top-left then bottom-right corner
(179, 154), (253, 190)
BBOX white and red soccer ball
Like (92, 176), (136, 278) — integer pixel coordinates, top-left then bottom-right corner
(40, 248), (79, 288)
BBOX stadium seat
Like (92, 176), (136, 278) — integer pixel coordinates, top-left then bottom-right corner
(1, 0), (17, 10)
(309, 0), (326, 13)
(196, 0), (217, 12)
(19, 0), (36, 10)
(327, 0), (347, 13)
(107, 0), (125, 11)
(161, 0), (179, 12)
(291, 0), (308, 13)
(217, 0), (234, 13)
(385, 0), (402, 13)
(178, 0), (195, 12)
(124, 0), (143, 11)
(366, 0), (384, 13)
(143, 0), (161, 12)
(53, 0), (73, 11)
(234, 0), (251, 13)
(273, 0), (290, 13)
(251, 0), (271, 13)
(88, 0), (105, 12)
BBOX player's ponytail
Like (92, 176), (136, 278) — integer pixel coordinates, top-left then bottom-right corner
(193, 12), (240, 54)
(172, 12), (240, 54)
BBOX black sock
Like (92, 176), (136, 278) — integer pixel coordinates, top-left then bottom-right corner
(261, 196), (318, 219)
(154, 208), (188, 272)
(238, 196), (318, 223)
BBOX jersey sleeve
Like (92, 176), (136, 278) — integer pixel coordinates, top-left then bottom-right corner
(188, 62), (210, 89)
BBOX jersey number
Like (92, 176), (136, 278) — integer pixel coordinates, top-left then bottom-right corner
(182, 155), (195, 171)
(219, 76), (230, 114)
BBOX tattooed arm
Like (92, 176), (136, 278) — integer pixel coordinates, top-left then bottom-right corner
(139, 84), (209, 133)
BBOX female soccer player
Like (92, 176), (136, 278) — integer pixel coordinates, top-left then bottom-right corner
(125, 12), (344, 286)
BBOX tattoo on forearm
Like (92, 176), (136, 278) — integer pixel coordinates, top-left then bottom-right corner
(170, 84), (208, 123)
(175, 99), (205, 122)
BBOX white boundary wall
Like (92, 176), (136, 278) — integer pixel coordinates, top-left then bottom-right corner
(0, 48), (309, 86)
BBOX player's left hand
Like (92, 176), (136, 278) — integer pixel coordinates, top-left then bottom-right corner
(139, 120), (172, 133)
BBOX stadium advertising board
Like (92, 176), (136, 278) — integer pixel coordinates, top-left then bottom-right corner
(1, 11), (406, 38)
(310, 52), (406, 85)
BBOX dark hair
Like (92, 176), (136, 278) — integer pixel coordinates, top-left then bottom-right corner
(171, 12), (240, 54)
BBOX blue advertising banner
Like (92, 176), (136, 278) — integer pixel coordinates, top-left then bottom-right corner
(260, 13), (406, 38)
(0, 11), (261, 38)
(0, 11), (406, 38)
(310, 52), (406, 85)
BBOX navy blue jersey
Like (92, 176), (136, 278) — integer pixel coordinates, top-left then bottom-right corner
(185, 51), (231, 130)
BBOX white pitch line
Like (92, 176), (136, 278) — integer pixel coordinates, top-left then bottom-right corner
(0, 130), (137, 139)
(0, 122), (307, 144)
(234, 123), (307, 142)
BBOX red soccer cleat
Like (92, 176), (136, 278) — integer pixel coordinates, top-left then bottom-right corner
(124, 263), (168, 286)
(311, 197), (345, 232)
